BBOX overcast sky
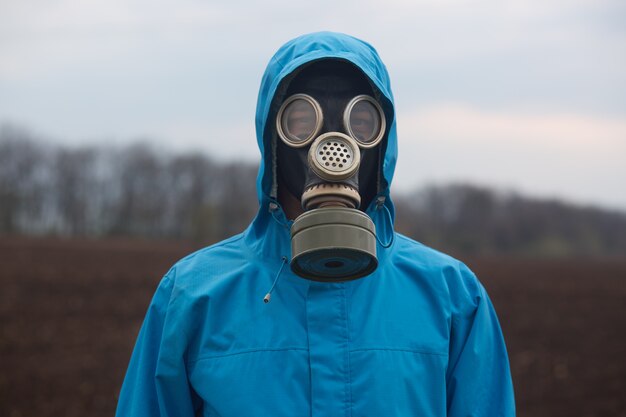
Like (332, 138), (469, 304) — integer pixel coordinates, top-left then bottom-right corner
(1, 0), (625, 210)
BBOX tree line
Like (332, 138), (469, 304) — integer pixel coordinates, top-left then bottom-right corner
(2, 125), (625, 257)
(0, 126), (257, 242)
(394, 185), (626, 257)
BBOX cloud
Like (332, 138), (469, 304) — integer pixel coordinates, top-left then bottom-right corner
(393, 103), (626, 209)
(139, 119), (259, 161)
(1, 0), (625, 209)
(400, 104), (626, 151)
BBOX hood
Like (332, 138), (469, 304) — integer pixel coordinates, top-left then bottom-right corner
(254, 32), (398, 221)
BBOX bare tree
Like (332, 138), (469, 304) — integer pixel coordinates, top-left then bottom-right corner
(2, 125), (625, 257)
(0, 126), (46, 234)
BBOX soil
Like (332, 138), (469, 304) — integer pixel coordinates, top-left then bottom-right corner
(0, 237), (624, 416)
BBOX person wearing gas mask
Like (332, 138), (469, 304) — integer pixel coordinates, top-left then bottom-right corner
(116, 32), (515, 417)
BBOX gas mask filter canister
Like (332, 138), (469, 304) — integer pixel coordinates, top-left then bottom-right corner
(276, 92), (386, 282)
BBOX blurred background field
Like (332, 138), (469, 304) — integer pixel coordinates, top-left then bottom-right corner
(1, 237), (625, 417)
(1, 136), (626, 417)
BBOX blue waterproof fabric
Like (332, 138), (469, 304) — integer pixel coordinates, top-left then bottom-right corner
(116, 32), (515, 417)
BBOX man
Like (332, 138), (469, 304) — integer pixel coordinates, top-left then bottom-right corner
(116, 32), (515, 416)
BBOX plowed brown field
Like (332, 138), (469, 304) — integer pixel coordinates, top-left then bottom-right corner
(0, 238), (624, 416)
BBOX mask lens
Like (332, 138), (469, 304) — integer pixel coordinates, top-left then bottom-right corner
(345, 96), (386, 148)
(278, 95), (322, 147)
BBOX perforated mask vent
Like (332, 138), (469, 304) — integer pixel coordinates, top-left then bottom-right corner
(308, 133), (360, 181)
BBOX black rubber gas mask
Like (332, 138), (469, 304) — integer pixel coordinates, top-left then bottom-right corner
(276, 61), (386, 282)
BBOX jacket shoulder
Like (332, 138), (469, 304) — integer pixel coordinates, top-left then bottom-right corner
(394, 232), (465, 269)
(392, 232), (481, 293)
(163, 232), (251, 286)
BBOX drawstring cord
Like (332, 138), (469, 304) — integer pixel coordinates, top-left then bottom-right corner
(263, 256), (288, 304)
(375, 196), (394, 248)
(269, 201), (291, 230)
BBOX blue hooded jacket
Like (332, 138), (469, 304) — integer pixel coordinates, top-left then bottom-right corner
(116, 32), (515, 417)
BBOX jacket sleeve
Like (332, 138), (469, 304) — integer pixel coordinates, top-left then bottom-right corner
(446, 264), (516, 417)
(115, 273), (198, 416)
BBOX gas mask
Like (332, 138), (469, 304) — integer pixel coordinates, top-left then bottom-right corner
(275, 61), (386, 282)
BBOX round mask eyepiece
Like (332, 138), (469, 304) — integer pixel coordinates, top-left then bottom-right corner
(308, 133), (361, 181)
(343, 95), (386, 148)
(276, 94), (323, 147)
